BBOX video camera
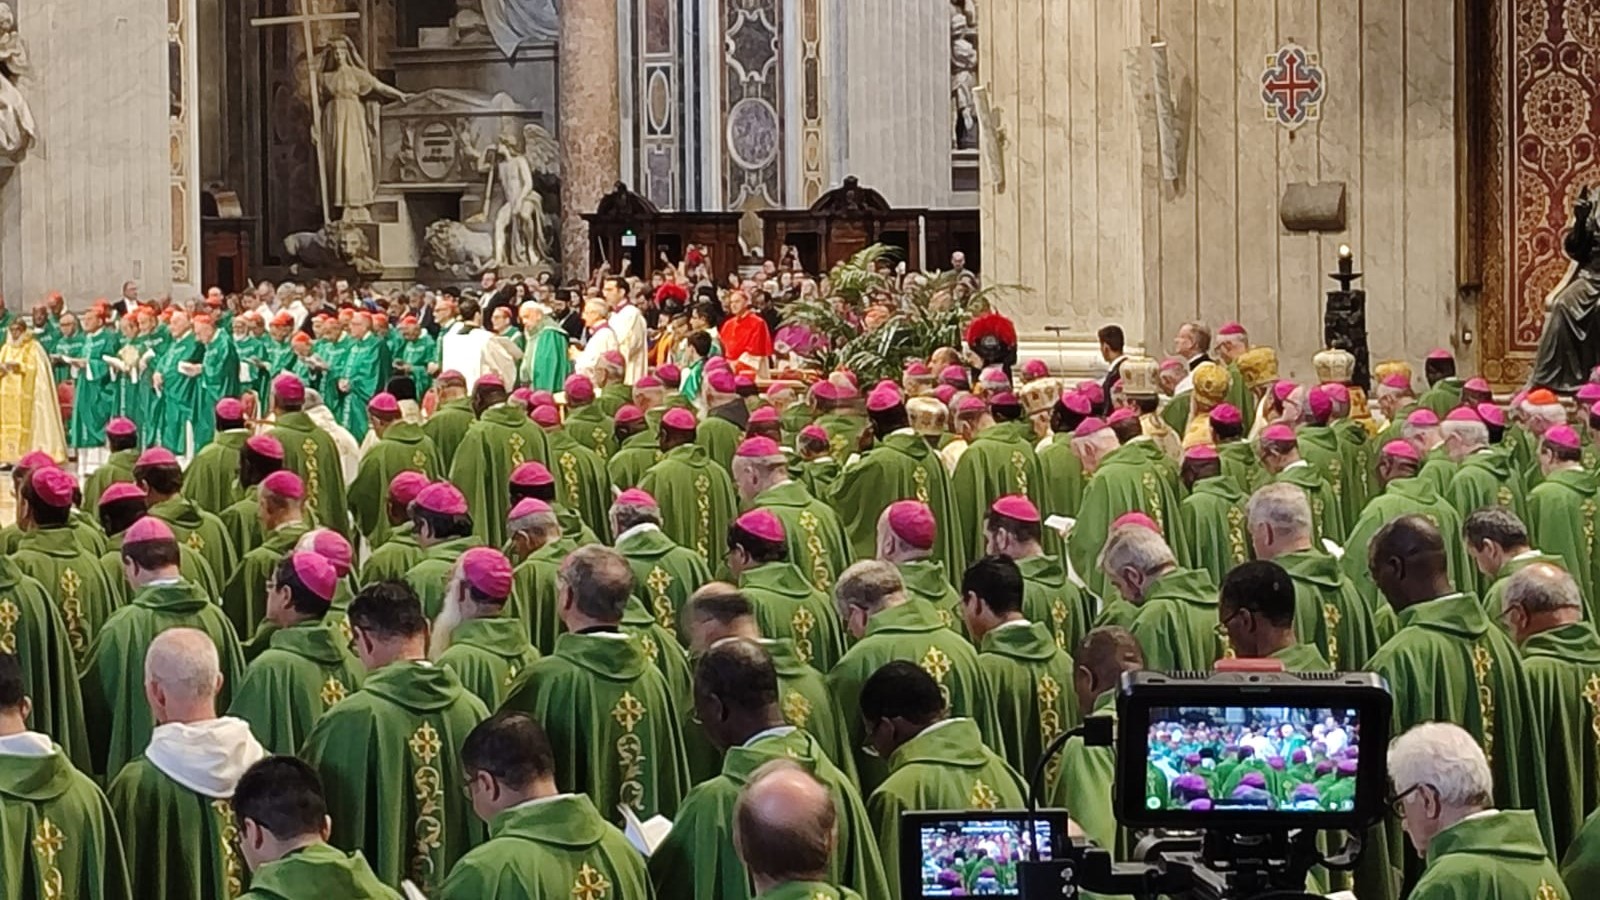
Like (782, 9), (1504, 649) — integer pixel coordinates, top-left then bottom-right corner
(899, 670), (1391, 900)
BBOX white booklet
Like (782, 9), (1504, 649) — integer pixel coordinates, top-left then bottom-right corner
(620, 803), (673, 856)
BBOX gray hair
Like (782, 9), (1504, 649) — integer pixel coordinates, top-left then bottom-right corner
(558, 544), (635, 622)
(1180, 321), (1212, 352)
(507, 508), (560, 541)
(1503, 562), (1582, 615)
(609, 500), (662, 534)
(1440, 418), (1488, 448)
(1247, 482), (1314, 541)
(583, 298), (609, 319)
(833, 560), (905, 618)
(1522, 400), (1567, 427)
(1097, 524), (1176, 580)
(144, 628), (222, 702)
(1387, 722), (1492, 808)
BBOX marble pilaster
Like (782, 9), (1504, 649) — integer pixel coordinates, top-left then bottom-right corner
(559, 1), (621, 279)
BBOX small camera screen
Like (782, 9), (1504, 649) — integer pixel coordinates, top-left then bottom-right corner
(915, 818), (1053, 897)
(1144, 705), (1363, 814)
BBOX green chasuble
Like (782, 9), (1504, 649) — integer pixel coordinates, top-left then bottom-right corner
(1366, 593), (1553, 891)
(638, 444), (739, 563)
(1128, 567), (1224, 672)
(270, 410), (351, 538)
(359, 525), (422, 586)
(83, 448), (139, 511)
(238, 842), (398, 900)
(508, 549), (565, 657)
(1481, 551), (1567, 626)
(621, 596), (696, 711)
(563, 402), (617, 459)
(1417, 448), (1458, 498)
(827, 599), (998, 793)
(155, 331), (201, 453)
(439, 794), (648, 900)
(1070, 442), (1185, 600)
(869, 718), (1027, 899)
(221, 523), (310, 637)
(608, 429), (661, 491)
(750, 480), (852, 594)
(697, 408), (746, 474)
(1416, 376), (1464, 417)
(650, 728), (888, 900)
(798, 456), (841, 501)
(448, 404), (550, 549)
(1016, 553), (1094, 659)
(814, 411), (866, 463)
(394, 334), (437, 398)
(1274, 548), (1382, 670)
(544, 427), (613, 543)
(502, 631), (691, 823)
(0, 559), (89, 770)
(598, 382), (631, 418)
(1161, 390), (1192, 434)
(1268, 641), (1333, 672)
(616, 524), (713, 640)
(219, 490), (264, 560)
(1273, 462), (1345, 544)
(436, 616), (541, 709)
(336, 332), (385, 439)
(830, 430), (964, 583)
(68, 326), (123, 449)
(1413, 810), (1571, 900)
(0, 741), (131, 900)
(769, 637), (856, 780)
(148, 495), (238, 592)
(128, 332), (166, 442)
(1340, 477), (1467, 625)
(1038, 431), (1086, 522)
(349, 422), (440, 549)
(11, 525), (121, 667)
(1297, 425), (1355, 536)
(226, 618), (364, 756)
(300, 660), (489, 893)
(1448, 450), (1529, 596)
(1565, 807), (1600, 892)
(1178, 475), (1250, 587)
(1527, 467), (1600, 621)
(1218, 440), (1267, 495)
(192, 334), (241, 450)
(739, 561), (847, 672)
(1334, 417), (1375, 519)
(1051, 692), (1129, 859)
(98, 532), (219, 609)
(1520, 622), (1600, 859)
(183, 429), (249, 515)
(979, 621), (1080, 777)
(524, 319), (572, 393)
(313, 337), (348, 421)
(405, 536), (485, 620)
(80, 582), (245, 777)
(951, 421), (1046, 567)
(422, 397), (477, 472)
(897, 558), (967, 640)
(756, 882), (862, 900)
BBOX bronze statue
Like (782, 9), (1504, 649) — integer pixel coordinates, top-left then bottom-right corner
(1530, 186), (1600, 392)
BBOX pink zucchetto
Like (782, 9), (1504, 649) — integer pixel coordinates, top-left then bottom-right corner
(367, 392), (400, 415)
(509, 498), (553, 519)
(1217, 322), (1246, 336)
(272, 373), (306, 404)
(990, 494), (1041, 523)
(1073, 417), (1108, 439)
(124, 516), (175, 545)
(1445, 407), (1482, 423)
(886, 500), (937, 549)
(415, 482), (469, 516)
(1578, 383), (1600, 404)
(1426, 348), (1454, 361)
(1208, 404), (1242, 426)
(614, 404), (645, 425)
(245, 434), (285, 460)
(305, 529), (353, 577)
(1062, 393), (1092, 416)
(1545, 425), (1582, 452)
(1112, 512), (1161, 533)
(933, 384), (957, 405)
(1020, 359), (1049, 380)
(734, 509), (786, 543)
(388, 471), (430, 507)
(799, 425), (829, 443)
(215, 398), (244, 420)
(106, 417), (137, 438)
(1463, 377), (1491, 393)
(1183, 446), (1219, 462)
(289, 551), (338, 603)
(748, 406), (780, 425)
(1272, 381), (1298, 403)
(1322, 383), (1350, 405)
(1476, 403), (1506, 427)
(1260, 424), (1297, 444)
(98, 483), (146, 507)
(662, 408), (698, 431)
(656, 363), (682, 386)
(1306, 388), (1332, 422)
(136, 447), (179, 468)
(564, 374), (595, 404)
(531, 405), (560, 427)
(956, 396), (988, 415)
(1381, 440), (1420, 462)
(614, 488), (657, 509)
(867, 384), (903, 412)
(460, 547), (514, 601)
(736, 437), (784, 459)
(1381, 374), (1411, 391)
(1406, 409), (1440, 428)
(1106, 407), (1137, 425)
(28, 468), (76, 509)
(510, 462), (554, 487)
(260, 470), (305, 500)
(477, 374), (505, 390)
(707, 370), (739, 395)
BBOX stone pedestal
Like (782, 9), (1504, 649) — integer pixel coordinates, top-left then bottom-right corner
(559, 2), (620, 280)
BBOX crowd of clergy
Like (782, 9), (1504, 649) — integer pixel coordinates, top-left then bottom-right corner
(4, 296), (1600, 900)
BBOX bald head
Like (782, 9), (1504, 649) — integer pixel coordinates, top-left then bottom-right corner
(144, 628), (223, 724)
(1368, 515), (1453, 610)
(683, 583), (762, 654)
(735, 760), (838, 888)
(1503, 562), (1583, 643)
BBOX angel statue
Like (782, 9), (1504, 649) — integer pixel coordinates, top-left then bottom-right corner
(319, 35), (408, 222)
(0, 2), (37, 167)
(459, 121), (558, 267)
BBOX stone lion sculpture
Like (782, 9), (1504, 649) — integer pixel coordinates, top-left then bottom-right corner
(423, 219), (496, 278)
(283, 220), (383, 276)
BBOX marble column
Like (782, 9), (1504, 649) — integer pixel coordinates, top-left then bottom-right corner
(559, 1), (622, 280)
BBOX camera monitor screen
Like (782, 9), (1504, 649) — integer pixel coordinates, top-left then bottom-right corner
(904, 813), (1061, 898)
(1143, 704), (1364, 817)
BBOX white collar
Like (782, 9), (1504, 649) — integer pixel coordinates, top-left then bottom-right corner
(508, 792), (576, 812)
(994, 619), (1032, 632)
(615, 522), (661, 544)
(586, 630), (633, 640)
(1283, 459), (1310, 471)
(0, 731), (55, 757)
(919, 717), (968, 737)
(744, 725), (798, 747)
(145, 717), (268, 799)
(1509, 549), (1542, 562)
(888, 427), (917, 438)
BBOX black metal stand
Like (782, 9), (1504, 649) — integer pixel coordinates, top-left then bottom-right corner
(1325, 250), (1371, 392)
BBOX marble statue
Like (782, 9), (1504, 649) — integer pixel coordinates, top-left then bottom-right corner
(0, 2), (36, 167)
(423, 219), (496, 279)
(459, 121), (558, 267)
(1530, 186), (1600, 393)
(950, 0), (979, 151)
(284, 220), (383, 276)
(319, 35), (407, 222)
(453, 0), (558, 59)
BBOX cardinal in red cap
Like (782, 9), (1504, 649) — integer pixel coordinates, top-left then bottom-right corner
(638, 407), (738, 562)
(348, 389), (443, 551)
(428, 546), (537, 708)
(732, 436), (851, 595)
(724, 509), (846, 672)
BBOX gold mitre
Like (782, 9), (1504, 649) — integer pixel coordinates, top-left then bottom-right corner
(1019, 378), (1061, 416)
(1372, 360), (1413, 384)
(1313, 348), (1356, 385)
(1235, 347), (1279, 389)
(1119, 356), (1160, 398)
(906, 396), (949, 437)
(1192, 362), (1231, 406)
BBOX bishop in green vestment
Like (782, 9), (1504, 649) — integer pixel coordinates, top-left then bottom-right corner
(227, 552), (364, 755)
(1498, 562), (1600, 859)
(268, 376), (351, 538)
(638, 411), (740, 562)
(0, 559), (89, 771)
(728, 510), (847, 672)
(106, 628), (268, 900)
(879, 501), (967, 638)
(191, 320), (240, 450)
(828, 562), (998, 793)
(439, 712), (651, 900)
(1218, 560), (1334, 674)
(650, 638), (888, 900)
(221, 472), (311, 637)
(963, 555), (1080, 779)
(300, 582), (489, 894)
(1177, 450), (1250, 587)
(81, 522), (247, 778)
(421, 375), (476, 471)
(140, 452), (239, 594)
(1296, 413), (1356, 536)
(505, 502), (574, 656)
(1069, 423), (1186, 600)
(183, 411), (251, 515)
(432, 547), (540, 709)
(735, 439), (852, 594)
(987, 496), (1093, 654)
(0, 654), (131, 900)
(11, 468), (121, 667)
(535, 406), (613, 542)
(1525, 427), (1600, 620)
(608, 406), (661, 491)
(523, 313), (572, 393)
(1341, 444), (1468, 623)
(1565, 807), (1600, 892)
(1037, 398), (1089, 523)
(1102, 525), (1223, 671)
(862, 663), (1026, 899)
(562, 376), (618, 459)
(448, 387), (549, 549)
(402, 483), (484, 619)
(951, 403), (1046, 568)
(83, 424), (140, 511)
(1447, 446), (1528, 594)
(611, 491), (714, 640)
(501, 545), (691, 823)
(68, 312), (123, 451)
(1262, 426), (1346, 544)
(1050, 628), (1144, 856)
(348, 395), (440, 549)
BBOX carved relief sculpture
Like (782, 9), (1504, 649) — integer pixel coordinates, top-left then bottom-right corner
(459, 121), (559, 267)
(319, 35), (407, 222)
(950, 0), (978, 151)
(0, 2), (36, 167)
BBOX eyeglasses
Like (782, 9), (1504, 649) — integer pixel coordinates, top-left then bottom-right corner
(1497, 603), (1525, 624)
(1218, 608), (1246, 630)
(1387, 782), (1432, 818)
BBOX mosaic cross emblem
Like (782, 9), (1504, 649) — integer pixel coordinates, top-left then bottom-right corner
(1261, 44), (1325, 130)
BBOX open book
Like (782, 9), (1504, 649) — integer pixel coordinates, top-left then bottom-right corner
(620, 803), (673, 856)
